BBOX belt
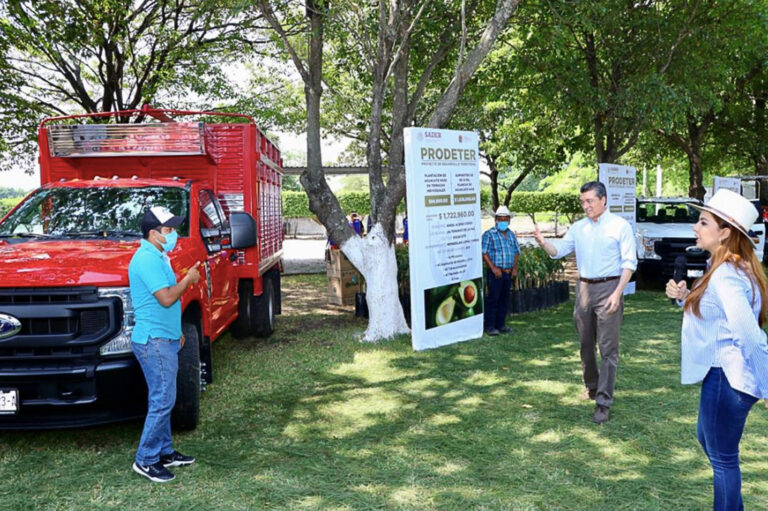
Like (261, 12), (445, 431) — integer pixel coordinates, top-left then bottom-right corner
(579, 275), (620, 284)
(500, 268), (514, 274)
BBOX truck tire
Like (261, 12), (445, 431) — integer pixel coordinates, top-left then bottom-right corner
(634, 268), (647, 290)
(231, 280), (254, 339)
(253, 279), (275, 338)
(172, 319), (201, 431)
(269, 269), (282, 315)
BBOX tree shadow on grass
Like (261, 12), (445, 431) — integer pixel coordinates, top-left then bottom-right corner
(193, 292), (731, 510)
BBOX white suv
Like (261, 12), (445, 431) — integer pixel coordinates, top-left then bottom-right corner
(635, 197), (765, 285)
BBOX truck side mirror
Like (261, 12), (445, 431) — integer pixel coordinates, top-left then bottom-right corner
(229, 212), (257, 249)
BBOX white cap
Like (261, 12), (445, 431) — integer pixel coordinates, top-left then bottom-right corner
(495, 205), (512, 217)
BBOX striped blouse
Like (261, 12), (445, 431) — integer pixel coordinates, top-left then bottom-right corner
(680, 261), (768, 398)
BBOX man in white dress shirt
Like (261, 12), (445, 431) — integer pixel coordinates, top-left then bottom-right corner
(534, 181), (637, 423)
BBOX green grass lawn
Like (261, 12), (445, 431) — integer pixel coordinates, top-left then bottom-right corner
(3, 274), (768, 510)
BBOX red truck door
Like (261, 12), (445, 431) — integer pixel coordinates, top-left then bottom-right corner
(198, 189), (238, 338)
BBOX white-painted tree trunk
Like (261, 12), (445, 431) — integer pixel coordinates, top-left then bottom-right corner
(341, 223), (410, 342)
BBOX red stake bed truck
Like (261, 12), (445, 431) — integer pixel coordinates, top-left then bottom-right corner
(0, 106), (283, 430)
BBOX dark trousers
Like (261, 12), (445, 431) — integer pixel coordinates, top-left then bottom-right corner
(698, 368), (758, 511)
(573, 280), (623, 407)
(484, 270), (512, 330)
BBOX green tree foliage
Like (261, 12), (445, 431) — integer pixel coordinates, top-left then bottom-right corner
(0, 187), (31, 199)
(451, 35), (571, 211)
(650, 1), (768, 199)
(336, 175), (369, 194)
(281, 175), (304, 192)
(0, 196), (24, 218)
(513, 1), (706, 166)
(0, 0), (265, 170)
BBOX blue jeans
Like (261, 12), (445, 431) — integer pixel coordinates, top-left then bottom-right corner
(132, 336), (180, 465)
(484, 270), (512, 330)
(697, 367), (758, 511)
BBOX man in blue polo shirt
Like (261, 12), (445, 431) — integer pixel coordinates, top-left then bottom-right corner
(129, 205), (201, 483)
(482, 205), (520, 336)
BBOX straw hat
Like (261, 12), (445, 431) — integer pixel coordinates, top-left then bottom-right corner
(494, 205), (512, 217)
(690, 189), (759, 247)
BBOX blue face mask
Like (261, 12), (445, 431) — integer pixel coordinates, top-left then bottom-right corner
(496, 221), (509, 231)
(159, 230), (178, 253)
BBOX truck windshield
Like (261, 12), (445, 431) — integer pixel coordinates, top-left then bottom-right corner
(636, 202), (700, 224)
(0, 186), (189, 238)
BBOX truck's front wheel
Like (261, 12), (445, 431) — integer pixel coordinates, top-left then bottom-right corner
(172, 319), (201, 431)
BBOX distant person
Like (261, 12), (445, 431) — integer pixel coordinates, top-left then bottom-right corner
(129, 206), (200, 483)
(534, 181), (636, 424)
(481, 205), (519, 336)
(666, 189), (768, 510)
(349, 212), (363, 236)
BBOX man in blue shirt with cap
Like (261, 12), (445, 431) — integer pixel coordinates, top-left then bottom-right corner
(482, 205), (520, 336)
(129, 205), (201, 482)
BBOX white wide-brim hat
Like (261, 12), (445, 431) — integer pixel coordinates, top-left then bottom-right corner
(690, 188), (759, 248)
(495, 205), (512, 217)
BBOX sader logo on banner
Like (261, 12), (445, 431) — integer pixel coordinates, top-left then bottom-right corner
(404, 128), (483, 351)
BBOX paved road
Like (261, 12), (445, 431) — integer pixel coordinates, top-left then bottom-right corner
(283, 238), (327, 274)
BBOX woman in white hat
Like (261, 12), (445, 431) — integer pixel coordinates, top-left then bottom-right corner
(666, 188), (768, 510)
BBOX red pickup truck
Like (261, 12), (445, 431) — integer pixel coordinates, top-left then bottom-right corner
(0, 106), (283, 430)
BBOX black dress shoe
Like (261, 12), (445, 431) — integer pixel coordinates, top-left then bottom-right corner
(498, 326), (513, 333)
(591, 405), (610, 424)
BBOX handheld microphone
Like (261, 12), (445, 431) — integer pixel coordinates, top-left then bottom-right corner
(671, 255), (687, 304)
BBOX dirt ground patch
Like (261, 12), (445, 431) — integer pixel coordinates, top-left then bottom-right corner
(280, 274), (354, 317)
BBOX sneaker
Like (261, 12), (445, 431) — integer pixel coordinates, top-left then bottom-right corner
(498, 326), (513, 334)
(160, 450), (196, 468)
(591, 405), (610, 424)
(485, 328), (500, 336)
(132, 461), (175, 482)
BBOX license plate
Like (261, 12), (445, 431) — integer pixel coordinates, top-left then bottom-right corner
(687, 269), (703, 278)
(0, 389), (19, 415)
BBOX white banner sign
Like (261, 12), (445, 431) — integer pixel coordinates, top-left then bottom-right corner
(404, 128), (483, 351)
(598, 163), (637, 294)
(598, 163), (637, 231)
(714, 176), (741, 195)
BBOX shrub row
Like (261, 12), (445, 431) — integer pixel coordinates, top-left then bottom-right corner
(0, 197), (22, 218)
(480, 189), (581, 214)
(507, 192), (581, 215)
(283, 191), (375, 218)
(284, 191), (581, 218)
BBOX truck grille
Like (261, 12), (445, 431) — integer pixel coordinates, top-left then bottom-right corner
(21, 309), (108, 336)
(654, 238), (709, 276)
(0, 287), (98, 305)
(0, 287), (120, 360)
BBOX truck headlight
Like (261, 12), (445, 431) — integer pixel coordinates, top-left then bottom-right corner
(639, 236), (662, 260)
(98, 287), (134, 356)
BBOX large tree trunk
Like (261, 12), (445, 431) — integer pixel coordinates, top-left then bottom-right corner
(686, 117), (709, 200)
(657, 111), (712, 200)
(488, 157), (500, 211)
(342, 224), (409, 341)
(502, 167), (533, 206)
(687, 147), (705, 200)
